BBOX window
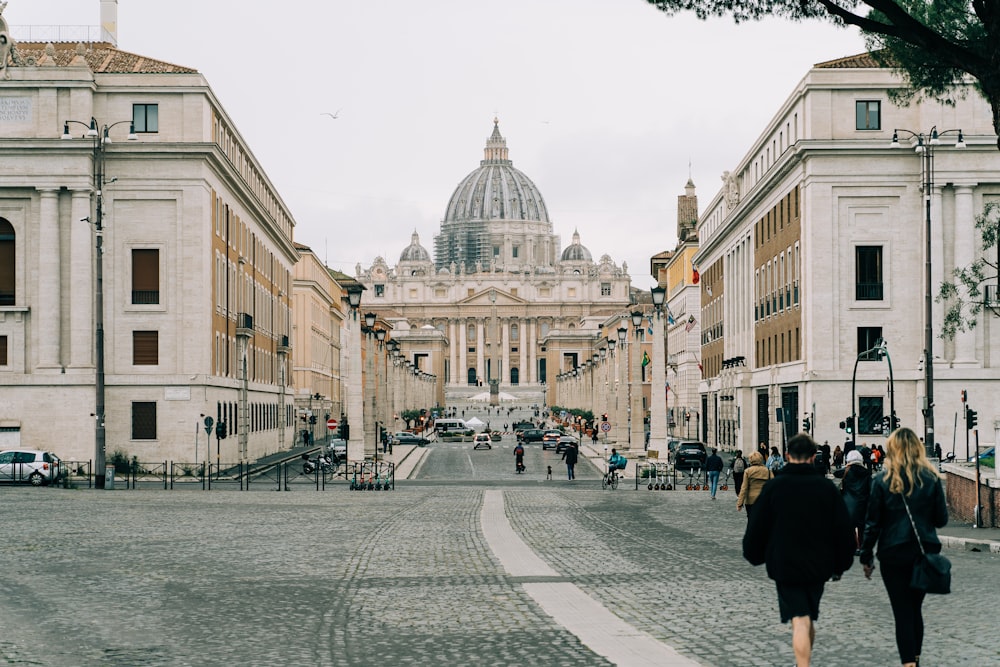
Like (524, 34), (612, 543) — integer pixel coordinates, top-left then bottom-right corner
(858, 396), (885, 435)
(0, 335), (6, 365)
(133, 331), (159, 365)
(0, 218), (13, 305)
(493, 246), (500, 257)
(512, 245), (519, 258)
(374, 284), (384, 297)
(131, 249), (159, 304)
(133, 104), (159, 133)
(857, 326), (883, 360)
(856, 246), (884, 300)
(856, 101), (880, 130)
(601, 282), (611, 296)
(132, 402), (157, 439)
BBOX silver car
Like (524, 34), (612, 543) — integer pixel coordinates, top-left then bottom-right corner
(0, 449), (63, 486)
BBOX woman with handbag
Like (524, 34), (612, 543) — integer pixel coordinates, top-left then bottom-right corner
(859, 427), (948, 667)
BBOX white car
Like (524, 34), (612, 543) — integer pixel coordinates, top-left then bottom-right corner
(472, 433), (492, 450)
(0, 449), (64, 486)
(327, 439), (347, 460)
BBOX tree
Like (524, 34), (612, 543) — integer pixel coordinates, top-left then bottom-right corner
(939, 201), (1000, 337)
(645, 0), (1000, 149)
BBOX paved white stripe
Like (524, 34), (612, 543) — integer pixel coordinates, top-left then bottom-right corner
(480, 490), (700, 666)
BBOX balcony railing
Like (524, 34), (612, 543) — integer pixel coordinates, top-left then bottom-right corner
(855, 282), (884, 300)
(131, 290), (160, 305)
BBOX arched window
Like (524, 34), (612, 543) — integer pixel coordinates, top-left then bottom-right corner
(510, 323), (519, 342)
(0, 219), (14, 306)
(467, 323), (476, 342)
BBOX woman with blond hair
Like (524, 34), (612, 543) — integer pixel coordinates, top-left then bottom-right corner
(736, 451), (772, 520)
(859, 427), (948, 667)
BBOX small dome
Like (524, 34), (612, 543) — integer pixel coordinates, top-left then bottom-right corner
(560, 230), (592, 262)
(399, 230), (431, 263)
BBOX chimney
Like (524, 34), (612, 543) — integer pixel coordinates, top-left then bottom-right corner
(100, 0), (118, 46)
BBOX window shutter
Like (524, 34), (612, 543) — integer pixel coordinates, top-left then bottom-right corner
(133, 331), (159, 365)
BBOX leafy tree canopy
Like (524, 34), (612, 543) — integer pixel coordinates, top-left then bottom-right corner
(939, 201), (1000, 338)
(646, 0), (1000, 146)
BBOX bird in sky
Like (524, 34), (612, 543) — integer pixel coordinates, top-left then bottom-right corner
(321, 109), (342, 119)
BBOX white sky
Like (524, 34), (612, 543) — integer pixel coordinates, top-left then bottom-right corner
(9, 0), (866, 289)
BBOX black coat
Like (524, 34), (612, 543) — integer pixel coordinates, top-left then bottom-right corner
(860, 469), (947, 566)
(561, 445), (578, 465)
(839, 464), (872, 530)
(743, 463), (856, 584)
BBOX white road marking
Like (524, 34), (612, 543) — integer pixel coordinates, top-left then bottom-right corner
(480, 489), (700, 666)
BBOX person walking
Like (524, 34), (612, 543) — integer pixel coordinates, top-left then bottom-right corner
(859, 427), (948, 667)
(757, 441), (768, 462)
(731, 451), (747, 495)
(705, 448), (724, 499)
(561, 440), (578, 481)
(833, 444), (844, 469)
(743, 433), (856, 667)
(820, 440), (832, 475)
(736, 451), (771, 519)
(766, 446), (785, 473)
(834, 449), (871, 550)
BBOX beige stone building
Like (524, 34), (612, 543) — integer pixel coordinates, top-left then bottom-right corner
(0, 16), (297, 465)
(354, 120), (633, 409)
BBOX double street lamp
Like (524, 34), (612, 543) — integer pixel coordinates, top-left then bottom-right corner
(890, 126), (965, 457)
(61, 117), (136, 488)
(649, 286), (667, 452)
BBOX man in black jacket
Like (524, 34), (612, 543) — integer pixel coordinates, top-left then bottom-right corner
(743, 433), (856, 667)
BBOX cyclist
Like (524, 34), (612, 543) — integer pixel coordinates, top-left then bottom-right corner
(607, 448), (627, 475)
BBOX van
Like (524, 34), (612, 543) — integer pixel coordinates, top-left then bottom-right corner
(434, 418), (468, 433)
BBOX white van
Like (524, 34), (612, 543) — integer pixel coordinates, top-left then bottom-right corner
(434, 418), (468, 433)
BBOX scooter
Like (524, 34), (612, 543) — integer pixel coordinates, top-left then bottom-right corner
(719, 468), (731, 492)
(302, 452), (334, 475)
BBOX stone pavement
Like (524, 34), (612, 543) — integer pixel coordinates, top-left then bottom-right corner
(2, 474), (998, 666)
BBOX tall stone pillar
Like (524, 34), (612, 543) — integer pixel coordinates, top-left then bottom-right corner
(953, 185), (977, 364)
(37, 189), (61, 368)
(930, 185), (944, 362)
(459, 320), (468, 386)
(69, 189), (94, 368)
(449, 319), (459, 384)
(476, 319), (485, 385)
(501, 318), (510, 385)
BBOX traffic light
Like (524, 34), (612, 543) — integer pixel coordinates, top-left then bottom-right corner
(684, 411), (690, 423)
(967, 408), (978, 430)
(602, 413), (608, 422)
(215, 421), (227, 440)
(845, 416), (854, 435)
(802, 417), (811, 433)
(891, 411), (900, 430)
(882, 415), (891, 433)
(309, 415), (317, 425)
(961, 390), (968, 403)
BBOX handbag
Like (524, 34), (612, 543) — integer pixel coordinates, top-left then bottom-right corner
(901, 491), (951, 594)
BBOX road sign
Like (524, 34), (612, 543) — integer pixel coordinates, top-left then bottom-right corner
(327, 418), (338, 431)
(600, 422), (611, 433)
(203, 416), (214, 436)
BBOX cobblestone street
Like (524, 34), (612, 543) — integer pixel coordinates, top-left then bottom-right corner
(1, 438), (998, 666)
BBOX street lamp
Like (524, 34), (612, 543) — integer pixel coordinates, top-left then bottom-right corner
(61, 117), (137, 488)
(344, 283), (365, 462)
(649, 286), (667, 453)
(890, 126), (965, 457)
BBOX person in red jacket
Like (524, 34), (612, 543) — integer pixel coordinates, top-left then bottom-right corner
(743, 433), (856, 667)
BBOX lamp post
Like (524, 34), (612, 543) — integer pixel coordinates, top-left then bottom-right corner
(614, 326), (628, 446)
(363, 312), (377, 460)
(61, 117), (137, 488)
(890, 126), (965, 457)
(629, 311), (645, 451)
(649, 286), (667, 453)
(344, 283), (365, 462)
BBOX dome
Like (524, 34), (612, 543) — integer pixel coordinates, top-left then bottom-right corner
(560, 230), (592, 262)
(443, 119), (549, 224)
(399, 230), (431, 263)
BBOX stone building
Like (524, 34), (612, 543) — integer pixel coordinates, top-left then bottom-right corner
(354, 120), (632, 407)
(693, 53), (1000, 455)
(0, 12), (297, 465)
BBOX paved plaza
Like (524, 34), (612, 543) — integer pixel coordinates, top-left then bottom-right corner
(2, 427), (999, 666)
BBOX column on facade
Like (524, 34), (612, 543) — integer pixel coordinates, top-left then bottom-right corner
(629, 331), (645, 452)
(953, 185), (977, 364)
(931, 185), (945, 362)
(449, 319), (458, 384)
(37, 189), (61, 368)
(476, 319), (485, 385)
(459, 320), (468, 386)
(69, 189), (93, 368)
(525, 318), (534, 384)
(501, 318), (511, 385)
(614, 342), (628, 446)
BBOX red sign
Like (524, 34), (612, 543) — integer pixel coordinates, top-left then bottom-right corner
(327, 418), (338, 431)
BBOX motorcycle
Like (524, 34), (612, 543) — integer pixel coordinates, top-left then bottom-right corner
(302, 452), (335, 475)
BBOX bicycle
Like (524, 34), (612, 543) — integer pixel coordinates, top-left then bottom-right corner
(602, 467), (621, 490)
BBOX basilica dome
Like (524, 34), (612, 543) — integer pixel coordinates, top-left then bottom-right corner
(399, 230), (431, 263)
(442, 119), (549, 224)
(560, 230), (592, 262)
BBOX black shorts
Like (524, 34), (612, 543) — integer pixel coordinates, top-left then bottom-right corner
(775, 581), (825, 623)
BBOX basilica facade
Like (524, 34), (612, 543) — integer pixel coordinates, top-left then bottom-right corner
(354, 120), (633, 403)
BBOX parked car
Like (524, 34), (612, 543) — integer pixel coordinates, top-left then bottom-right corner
(393, 432), (430, 446)
(0, 449), (64, 486)
(327, 438), (347, 460)
(473, 432), (492, 450)
(541, 430), (564, 450)
(555, 434), (579, 454)
(512, 421), (535, 434)
(518, 429), (546, 444)
(674, 442), (708, 470)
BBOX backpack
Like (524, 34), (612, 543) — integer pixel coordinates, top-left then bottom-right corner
(732, 456), (746, 474)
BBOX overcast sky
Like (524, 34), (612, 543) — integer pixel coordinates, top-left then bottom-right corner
(10, 1), (866, 289)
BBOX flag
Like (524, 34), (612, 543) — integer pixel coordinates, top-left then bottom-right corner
(692, 265), (700, 285)
(641, 351), (650, 367)
(685, 315), (697, 332)
(647, 317), (654, 336)
(666, 306), (675, 326)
